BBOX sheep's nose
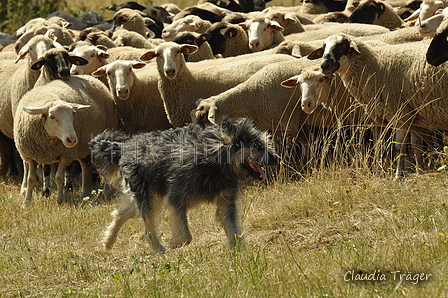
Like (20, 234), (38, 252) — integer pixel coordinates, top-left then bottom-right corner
(250, 40), (260, 51)
(165, 69), (176, 78)
(71, 70), (79, 75)
(66, 137), (77, 147)
(117, 87), (129, 99)
(59, 69), (71, 80)
(302, 100), (314, 114)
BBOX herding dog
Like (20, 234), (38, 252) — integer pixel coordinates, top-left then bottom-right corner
(90, 118), (279, 253)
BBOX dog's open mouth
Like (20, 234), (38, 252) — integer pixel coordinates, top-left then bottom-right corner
(245, 160), (266, 182)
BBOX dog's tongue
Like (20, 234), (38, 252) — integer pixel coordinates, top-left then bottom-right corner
(250, 161), (266, 182)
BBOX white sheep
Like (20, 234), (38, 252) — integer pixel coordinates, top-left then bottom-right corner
(14, 75), (119, 206)
(0, 35), (64, 140)
(307, 34), (445, 176)
(113, 29), (160, 49)
(285, 23), (390, 42)
(239, 16), (285, 52)
(417, 7), (448, 37)
(139, 42), (297, 127)
(264, 9), (306, 35)
(70, 44), (110, 75)
(92, 60), (172, 133)
(191, 58), (335, 137)
(162, 15), (212, 41)
(359, 26), (425, 44)
(111, 8), (148, 37)
(405, 0), (445, 23)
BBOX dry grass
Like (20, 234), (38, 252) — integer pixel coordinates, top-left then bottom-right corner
(1, 168), (448, 297)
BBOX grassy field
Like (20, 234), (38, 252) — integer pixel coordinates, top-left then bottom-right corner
(1, 167), (448, 297)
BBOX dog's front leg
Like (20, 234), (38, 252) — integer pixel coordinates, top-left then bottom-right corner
(168, 205), (193, 248)
(216, 199), (244, 249)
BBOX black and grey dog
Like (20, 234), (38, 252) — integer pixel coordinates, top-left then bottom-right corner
(90, 118), (279, 253)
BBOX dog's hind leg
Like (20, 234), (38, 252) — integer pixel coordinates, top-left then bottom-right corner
(216, 197), (244, 249)
(102, 198), (138, 250)
(141, 211), (167, 253)
(167, 205), (192, 249)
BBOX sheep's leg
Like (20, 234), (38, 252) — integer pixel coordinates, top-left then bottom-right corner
(42, 164), (51, 197)
(21, 159), (37, 207)
(102, 198), (138, 250)
(410, 132), (424, 174)
(20, 160), (29, 197)
(216, 195), (244, 249)
(55, 158), (70, 204)
(394, 129), (409, 178)
(167, 203), (192, 249)
(79, 156), (93, 198)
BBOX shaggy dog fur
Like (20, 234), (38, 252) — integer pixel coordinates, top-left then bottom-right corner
(90, 118), (278, 253)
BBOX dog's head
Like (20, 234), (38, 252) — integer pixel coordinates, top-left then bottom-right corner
(221, 118), (279, 182)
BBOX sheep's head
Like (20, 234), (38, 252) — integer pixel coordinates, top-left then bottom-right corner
(31, 48), (88, 80)
(92, 60), (146, 100)
(139, 42), (198, 79)
(239, 18), (283, 52)
(23, 100), (90, 148)
(281, 67), (333, 114)
(307, 34), (360, 76)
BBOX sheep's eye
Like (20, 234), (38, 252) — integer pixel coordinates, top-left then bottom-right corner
(318, 77), (324, 83)
(49, 115), (56, 120)
(90, 54), (95, 58)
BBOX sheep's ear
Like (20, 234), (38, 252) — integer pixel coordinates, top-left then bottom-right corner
(23, 103), (50, 115)
(349, 41), (360, 54)
(139, 50), (157, 61)
(269, 20), (284, 32)
(180, 44), (198, 55)
(70, 103), (90, 111)
(377, 2), (386, 18)
(200, 33), (211, 41)
(15, 44), (30, 63)
(69, 56), (89, 66)
(92, 67), (106, 77)
(281, 75), (299, 88)
(284, 13), (298, 23)
(238, 22), (248, 31)
(221, 27), (237, 38)
(96, 45), (108, 52)
(132, 62), (146, 69)
(307, 47), (324, 60)
(208, 105), (219, 125)
(31, 57), (46, 70)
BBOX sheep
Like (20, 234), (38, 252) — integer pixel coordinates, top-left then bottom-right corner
(299, 0), (329, 14)
(161, 3), (183, 15)
(172, 6), (223, 23)
(405, 0), (444, 23)
(85, 31), (117, 49)
(239, 17), (285, 52)
(307, 34), (447, 176)
(205, 21), (252, 57)
(312, 11), (349, 23)
(69, 45), (110, 75)
(113, 29), (159, 49)
(172, 32), (215, 61)
(191, 59), (341, 169)
(426, 17), (448, 66)
(92, 60), (171, 133)
(106, 46), (151, 62)
(110, 8), (148, 37)
(31, 47), (88, 87)
(359, 25), (425, 44)
(0, 36), (65, 140)
(274, 40), (323, 58)
(138, 42), (297, 127)
(285, 23), (390, 42)
(161, 15), (212, 41)
(142, 5), (173, 24)
(345, 0), (406, 29)
(264, 9), (306, 35)
(14, 75), (119, 206)
(417, 7), (448, 37)
(280, 65), (365, 126)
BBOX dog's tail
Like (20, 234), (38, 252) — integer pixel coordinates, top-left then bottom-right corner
(90, 130), (130, 185)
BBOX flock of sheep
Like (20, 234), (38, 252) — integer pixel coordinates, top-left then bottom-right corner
(0, 0), (447, 206)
